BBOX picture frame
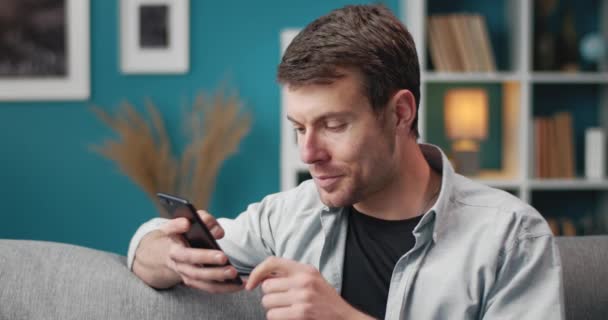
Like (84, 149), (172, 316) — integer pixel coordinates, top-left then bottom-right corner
(0, 0), (90, 101)
(120, 0), (190, 74)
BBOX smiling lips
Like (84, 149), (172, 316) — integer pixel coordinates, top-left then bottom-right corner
(314, 175), (344, 189)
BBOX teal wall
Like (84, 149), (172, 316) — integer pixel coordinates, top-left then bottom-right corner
(0, 0), (399, 255)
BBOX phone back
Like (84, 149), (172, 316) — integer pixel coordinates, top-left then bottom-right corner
(157, 193), (220, 251)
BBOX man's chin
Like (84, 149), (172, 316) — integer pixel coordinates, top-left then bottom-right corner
(316, 187), (355, 208)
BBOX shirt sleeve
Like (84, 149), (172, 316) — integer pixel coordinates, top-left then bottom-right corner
(216, 199), (278, 274)
(480, 234), (565, 319)
(126, 217), (169, 270)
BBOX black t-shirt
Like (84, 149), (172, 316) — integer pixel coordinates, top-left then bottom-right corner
(341, 207), (422, 319)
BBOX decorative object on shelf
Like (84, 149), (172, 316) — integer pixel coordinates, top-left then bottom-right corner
(533, 0), (558, 71)
(444, 88), (488, 176)
(556, 6), (580, 72)
(0, 0), (90, 100)
(90, 89), (251, 217)
(120, 0), (189, 74)
(584, 128), (606, 180)
(580, 32), (606, 68)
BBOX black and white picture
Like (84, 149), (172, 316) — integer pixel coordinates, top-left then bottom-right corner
(0, 0), (66, 76)
(139, 5), (169, 48)
(121, 0), (189, 74)
(0, 0), (90, 101)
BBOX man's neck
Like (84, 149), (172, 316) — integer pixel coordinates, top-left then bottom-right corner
(353, 143), (442, 221)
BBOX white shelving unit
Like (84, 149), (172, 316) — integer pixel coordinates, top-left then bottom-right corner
(403, 0), (608, 233)
(280, 29), (306, 191)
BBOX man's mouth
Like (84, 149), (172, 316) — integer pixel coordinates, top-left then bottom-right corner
(314, 175), (344, 188)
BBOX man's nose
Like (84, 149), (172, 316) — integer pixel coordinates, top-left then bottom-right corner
(299, 131), (329, 164)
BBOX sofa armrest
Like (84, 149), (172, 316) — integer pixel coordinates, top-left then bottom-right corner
(0, 240), (265, 320)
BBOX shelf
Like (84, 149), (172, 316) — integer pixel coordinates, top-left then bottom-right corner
(469, 170), (520, 189)
(424, 72), (520, 83)
(473, 179), (521, 189)
(531, 73), (608, 84)
(529, 179), (608, 190)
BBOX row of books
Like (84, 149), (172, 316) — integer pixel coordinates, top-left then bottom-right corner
(547, 215), (604, 236)
(534, 112), (575, 178)
(547, 218), (578, 236)
(427, 13), (496, 72)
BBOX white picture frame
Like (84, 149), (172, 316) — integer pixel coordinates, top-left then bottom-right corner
(0, 0), (90, 101)
(120, 0), (189, 74)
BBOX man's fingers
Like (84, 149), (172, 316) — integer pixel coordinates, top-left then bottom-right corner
(266, 306), (296, 320)
(261, 277), (292, 294)
(181, 277), (244, 294)
(197, 210), (225, 239)
(169, 247), (227, 265)
(246, 257), (294, 290)
(159, 217), (190, 236)
(175, 263), (239, 282)
(261, 291), (294, 309)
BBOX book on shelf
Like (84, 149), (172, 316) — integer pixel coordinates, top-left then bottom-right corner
(546, 218), (560, 236)
(473, 14), (496, 72)
(427, 13), (496, 72)
(534, 118), (545, 177)
(546, 217), (579, 236)
(585, 128), (606, 179)
(561, 219), (578, 236)
(533, 112), (575, 178)
(555, 112), (576, 178)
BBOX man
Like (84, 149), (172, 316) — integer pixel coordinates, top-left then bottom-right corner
(128, 4), (564, 320)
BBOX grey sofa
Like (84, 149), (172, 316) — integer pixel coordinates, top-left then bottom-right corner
(1, 237), (607, 320)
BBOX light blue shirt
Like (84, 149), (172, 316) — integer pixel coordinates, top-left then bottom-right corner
(128, 144), (565, 319)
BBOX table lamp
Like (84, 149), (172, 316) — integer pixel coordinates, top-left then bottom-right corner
(444, 88), (489, 175)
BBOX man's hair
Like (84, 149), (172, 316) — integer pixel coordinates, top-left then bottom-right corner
(277, 4), (421, 137)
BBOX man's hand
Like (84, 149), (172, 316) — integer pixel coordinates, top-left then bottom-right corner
(132, 210), (243, 293)
(246, 257), (374, 320)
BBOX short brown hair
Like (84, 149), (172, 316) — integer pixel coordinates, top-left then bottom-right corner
(277, 4), (421, 137)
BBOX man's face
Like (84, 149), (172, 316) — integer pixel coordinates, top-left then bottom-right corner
(285, 72), (399, 208)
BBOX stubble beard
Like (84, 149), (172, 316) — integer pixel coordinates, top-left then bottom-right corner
(316, 175), (364, 208)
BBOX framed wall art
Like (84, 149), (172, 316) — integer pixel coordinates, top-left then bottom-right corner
(120, 0), (190, 74)
(0, 0), (90, 101)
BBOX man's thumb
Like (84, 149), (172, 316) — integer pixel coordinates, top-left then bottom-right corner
(160, 218), (190, 235)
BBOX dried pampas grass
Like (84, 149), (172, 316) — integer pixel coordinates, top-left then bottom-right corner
(91, 90), (251, 218)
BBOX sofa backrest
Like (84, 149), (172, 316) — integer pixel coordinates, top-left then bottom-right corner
(556, 236), (608, 320)
(1, 237), (607, 319)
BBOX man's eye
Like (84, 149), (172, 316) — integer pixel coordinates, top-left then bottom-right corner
(326, 123), (347, 132)
(293, 127), (305, 134)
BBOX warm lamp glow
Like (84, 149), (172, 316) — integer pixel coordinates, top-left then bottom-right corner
(444, 88), (489, 142)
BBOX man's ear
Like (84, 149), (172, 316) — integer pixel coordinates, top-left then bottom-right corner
(390, 89), (416, 134)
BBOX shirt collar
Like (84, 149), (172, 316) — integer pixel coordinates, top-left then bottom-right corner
(413, 143), (456, 243)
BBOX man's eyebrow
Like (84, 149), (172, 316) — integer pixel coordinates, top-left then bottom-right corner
(286, 111), (354, 125)
(286, 115), (301, 125)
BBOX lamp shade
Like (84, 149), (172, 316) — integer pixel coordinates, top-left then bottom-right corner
(444, 88), (489, 140)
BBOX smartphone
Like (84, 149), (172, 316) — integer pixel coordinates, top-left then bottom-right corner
(156, 192), (243, 285)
